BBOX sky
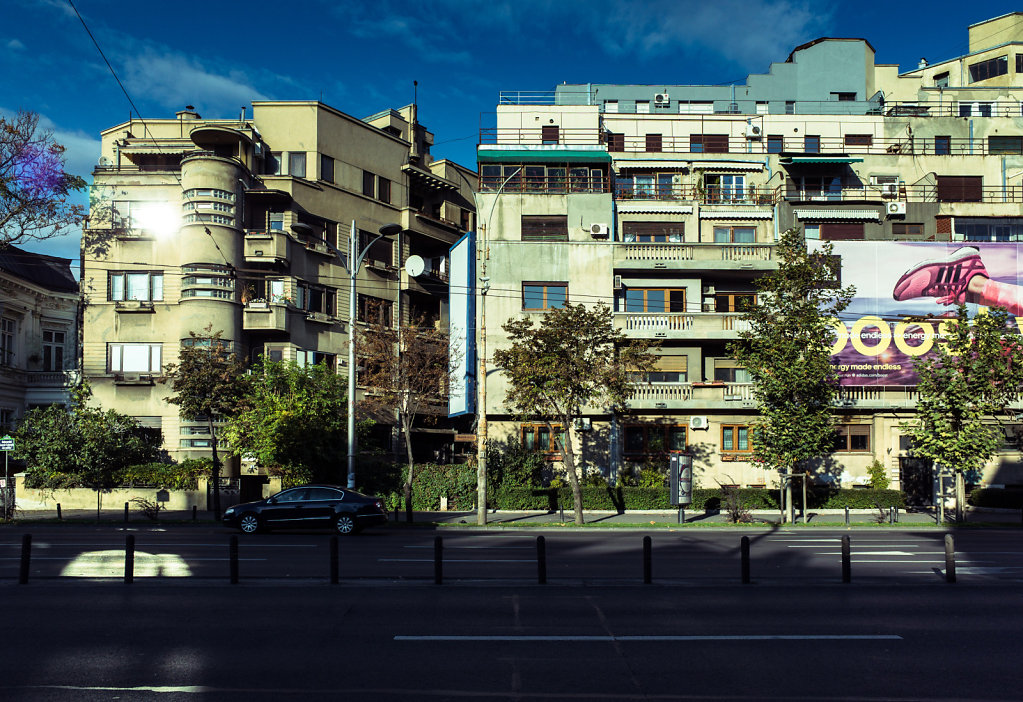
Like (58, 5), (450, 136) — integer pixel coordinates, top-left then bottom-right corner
(2, 0), (1020, 269)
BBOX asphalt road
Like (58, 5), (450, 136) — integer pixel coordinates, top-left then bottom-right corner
(1, 583), (1022, 701)
(1, 525), (1023, 585)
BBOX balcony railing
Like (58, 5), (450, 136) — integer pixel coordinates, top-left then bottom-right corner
(615, 185), (777, 205)
(477, 175), (609, 194)
(615, 312), (749, 336)
(615, 243), (774, 264)
(629, 382), (694, 402)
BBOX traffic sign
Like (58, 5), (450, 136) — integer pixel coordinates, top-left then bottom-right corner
(0, 435), (14, 452)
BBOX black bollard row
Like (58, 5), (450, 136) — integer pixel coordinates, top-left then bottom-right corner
(124, 502), (129, 523)
(841, 535), (851, 583)
(56, 503), (62, 521)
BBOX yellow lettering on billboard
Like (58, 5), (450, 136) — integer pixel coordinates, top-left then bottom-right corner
(829, 318), (849, 354)
(893, 321), (934, 356)
(850, 316), (891, 356)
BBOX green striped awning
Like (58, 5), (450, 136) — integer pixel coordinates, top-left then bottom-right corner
(478, 149), (611, 164)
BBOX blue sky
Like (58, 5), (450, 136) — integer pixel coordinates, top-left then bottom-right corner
(3, 0), (1019, 267)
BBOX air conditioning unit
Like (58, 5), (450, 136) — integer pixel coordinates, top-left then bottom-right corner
(744, 125), (762, 139)
(590, 223), (610, 238)
(573, 417), (592, 431)
(671, 173), (684, 185)
(702, 285), (716, 295)
(881, 183), (899, 198)
(689, 416), (710, 430)
(887, 201), (907, 216)
(654, 93), (670, 105)
(613, 274), (623, 290)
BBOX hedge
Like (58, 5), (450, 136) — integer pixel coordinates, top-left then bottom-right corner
(969, 488), (1023, 509)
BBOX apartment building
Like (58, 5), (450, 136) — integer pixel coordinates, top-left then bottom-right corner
(473, 13), (1023, 503)
(83, 100), (476, 499)
(0, 247), (78, 428)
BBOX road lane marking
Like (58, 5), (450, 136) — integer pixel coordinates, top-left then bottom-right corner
(379, 558), (535, 563)
(394, 635), (903, 642)
(404, 545), (535, 550)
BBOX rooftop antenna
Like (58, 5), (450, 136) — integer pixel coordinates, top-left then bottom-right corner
(410, 80), (420, 162)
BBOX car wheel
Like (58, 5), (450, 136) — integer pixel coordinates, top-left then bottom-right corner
(239, 513), (260, 534)
(335, 514), (358, 535)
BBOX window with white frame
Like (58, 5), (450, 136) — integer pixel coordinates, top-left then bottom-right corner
(42, 330), (65, 371)
(109, 272), (164, 301)
(0, 318), (13, 365)
(108, 343), (162, 374)
(704, 174), (745, 202)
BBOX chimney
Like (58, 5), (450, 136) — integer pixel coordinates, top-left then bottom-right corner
(176, 105), (201, 120)
(918, 58), (928, 69)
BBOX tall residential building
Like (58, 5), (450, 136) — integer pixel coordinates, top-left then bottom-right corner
(0, 247), (78, 429)
(84, 100), (476, 501)
(474, 13), (1023, 504)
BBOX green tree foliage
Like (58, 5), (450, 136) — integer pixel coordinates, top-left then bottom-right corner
(162, 327), (248, 517)
(493, 303), (656, 525)
(730, 228), (855, 482)
(1, 110), (86, 246)
(223, 359), (354, 487)
(14, 385), (161, 516)
(359, 314), (453, 523)
(903, 305), (1023, 518)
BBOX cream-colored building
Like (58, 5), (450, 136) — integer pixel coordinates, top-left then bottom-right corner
(84, 101), (475, 501)
(0, 246), (78, 430)
(476, 14), (1023, 505)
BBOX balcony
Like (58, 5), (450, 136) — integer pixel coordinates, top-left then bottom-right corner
(783, 187), (880, 203)
(616, 184), (777, 205)
(114, 300), (155, 313)
(615, 312), (750, 339)
(625, 382), (755, 410)
(243, 303), (289, 332)
(244, 230), (289, 263)
(614, 243), (775, 271)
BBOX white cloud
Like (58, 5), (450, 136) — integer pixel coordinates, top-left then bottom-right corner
(6, 38), (26, 52)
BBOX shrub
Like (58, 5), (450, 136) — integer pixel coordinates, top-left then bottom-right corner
(867, 459), (890, 490)
(969, 488), (1023, 509)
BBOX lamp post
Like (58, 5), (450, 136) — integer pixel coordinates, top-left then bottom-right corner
(347, 221), (402, 489)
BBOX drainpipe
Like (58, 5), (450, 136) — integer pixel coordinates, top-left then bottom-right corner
(969, 119), (974, 155)
(1002, 156), (1007, 202)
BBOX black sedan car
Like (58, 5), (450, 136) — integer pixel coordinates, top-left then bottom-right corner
(223, 485), (388, 535)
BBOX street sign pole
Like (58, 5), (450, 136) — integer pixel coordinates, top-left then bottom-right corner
(0, 435), (13, 519)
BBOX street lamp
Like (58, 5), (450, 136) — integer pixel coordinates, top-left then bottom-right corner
(347, 221), (402, 489)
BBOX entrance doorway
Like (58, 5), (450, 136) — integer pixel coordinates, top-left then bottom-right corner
(900, 457), (934, 506)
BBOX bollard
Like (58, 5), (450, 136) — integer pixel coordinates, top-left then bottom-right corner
(124, 502), (129, 523)
(889, 506), (895, 525)
(740, 535), (750, 584)
(229, 535), (239, 584)
(56, 503), (62, 521)
(192, 505), (197, 522)
(18, 533), (31, 584)
(434, 536), (443, 585)
(329, 536), (339, 585)
(643, 535), (652, 584)
(125, 535), (135, 584)
(844, 505), (850, 527)
(536, 535), (547, 585)
(559, 500), (564, 523)
(841, 535), (851, 583)
(944, 534), (956, 583)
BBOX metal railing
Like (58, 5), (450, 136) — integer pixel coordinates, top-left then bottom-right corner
(616, 243), (774, 263)
(478, 175), (609, 194)
(615, 185), (776, 204)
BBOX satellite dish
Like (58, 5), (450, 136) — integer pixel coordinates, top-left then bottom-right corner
(98, 156), (112, 166)
(405, 255), (425, 277)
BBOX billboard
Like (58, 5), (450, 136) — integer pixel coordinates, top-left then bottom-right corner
(448, 231), (476, 416)
(815, 242), (1023, 386)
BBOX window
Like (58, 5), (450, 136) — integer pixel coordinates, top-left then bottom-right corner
(721, 424), (750, 453)
(358, 229), (393, 266)
(892, 223), (924, 239)
(955, 218), (1023, 242)
(541, 125), (560, 144)
(622, 221), (683, 243)
(288, 152), (306, 178)
(818, 222), (864, 241)
(623, 424), (687, 455)
(679, 102), (713, 114)
(363, 170), (376, 197)
(1018, 55), (1023, 74)
(606, 132), (624, 152)
(804, 135), (821, 153)
(785, 101), (796, 115)
(631, 356), (688, 383)
(969, 55), (1008, 82)
(832, 425), (870, 452)
(320, 154), (334, 183)
(269, 212), (284, 231)
(959, 101), (993, 117)
(108, 343), (162, 373)
(690, 134), (729, 153)
(796, 175), (843, 200)
(635, 100), (650, 114)
(756, 101), (769, 115)
(109, 272), (163, 301)
(714, 292), (756, 313)
(460, 209), (471, 231)
(521, 215), (568, 241)
(357, 295), (393, 326)
(844, 134), (873, 147)
(0, 318), (14, 365)
(936, 176), (983, 202)
(521, 423), (566, 455)
(645, 133), (662, 152)
(523, 282), (567, 310)
(714, 359), (751, 383)
(377, 176), (391, 204)
(704, 174), (745, 202)
(42, 330), (65, 371)
(832, 92), (856, 102)
(713, 226), (756, 243)
(604, 100), (619, 113)
(934, 135), (951, 155)
(989, 136), (1023, 154)
(295, 282), (336, 316)
(933, 72), (950, 88)
(767, 135), (784, 153)
(624, 288), (685, 313)
(296, 349), (336, 369)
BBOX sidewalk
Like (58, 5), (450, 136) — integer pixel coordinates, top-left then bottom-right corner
(6, 505), (1021, 527)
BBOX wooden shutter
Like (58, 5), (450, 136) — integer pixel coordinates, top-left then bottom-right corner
(541, 125), (559, 144)
(645, 134), (663, 152)
(936, 176), (982, 202)
(607, 133), (624, 151)
(622, 221), (684, 239)
(821, 222), (864, 240)
(521, 215), (568, 241)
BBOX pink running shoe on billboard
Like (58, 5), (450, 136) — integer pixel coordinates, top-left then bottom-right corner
(892, 246), (987, 305)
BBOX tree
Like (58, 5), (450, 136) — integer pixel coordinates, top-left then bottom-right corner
(730, 228), (855, 521)
(223, 359), (354, 486)
(360, 314), (454, 523)
(162, 327), (248, 517)
(0, 110), (86, 247)
(903, 305), (1023, 521)
(493, 303), (656, 525)
(14, 384), (162, 518)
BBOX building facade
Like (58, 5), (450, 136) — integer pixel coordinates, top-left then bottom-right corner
(83, 100), (476, 498)
(475, 13), (1023, 503)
